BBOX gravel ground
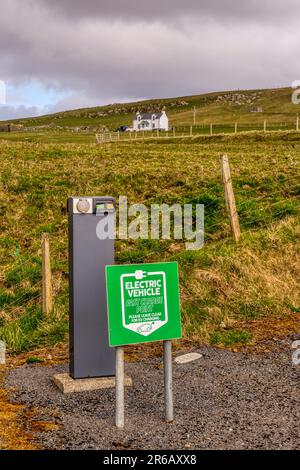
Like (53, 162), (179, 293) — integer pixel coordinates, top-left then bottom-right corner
(5, 340), (300, 450)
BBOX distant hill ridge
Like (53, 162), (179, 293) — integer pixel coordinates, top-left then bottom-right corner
(1, 87), (297, 131)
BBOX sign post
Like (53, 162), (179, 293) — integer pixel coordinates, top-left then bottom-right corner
(106, 262), (181, 428)
(164, 340), (173, 422)
(115, 346), (124, 429)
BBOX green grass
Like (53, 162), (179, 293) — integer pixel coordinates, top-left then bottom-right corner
(0, 307), (68, 354)
(26, 356), (44, 364)
(210, 329), (251, 347)
(0, 132), (300, 353)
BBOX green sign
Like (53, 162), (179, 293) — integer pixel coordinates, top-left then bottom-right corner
(105, 262), (181, 347)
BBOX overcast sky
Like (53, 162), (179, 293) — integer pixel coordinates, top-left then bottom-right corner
(0, 0), (300, 119)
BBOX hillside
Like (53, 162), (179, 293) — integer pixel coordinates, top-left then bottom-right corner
(1, 87), (299, 134)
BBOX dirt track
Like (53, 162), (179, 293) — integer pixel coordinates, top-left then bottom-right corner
(5, 338), (300, 450)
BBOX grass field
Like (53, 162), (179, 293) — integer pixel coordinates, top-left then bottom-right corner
(0, 130), (300, 354)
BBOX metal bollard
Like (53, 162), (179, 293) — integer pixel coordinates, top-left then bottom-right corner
(68, 197), (116, 379)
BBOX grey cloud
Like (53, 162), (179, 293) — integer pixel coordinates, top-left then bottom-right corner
(0, 0), (300, 119)
(38, 0), (300, 23)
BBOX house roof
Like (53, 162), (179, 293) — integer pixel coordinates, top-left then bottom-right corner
(135, 112), (164, 119)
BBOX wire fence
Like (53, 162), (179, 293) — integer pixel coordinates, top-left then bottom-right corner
(96, 120), (300, 144)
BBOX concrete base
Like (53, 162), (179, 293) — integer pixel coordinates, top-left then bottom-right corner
(174, 352), (203, 364)
(53, 373), (133, 394)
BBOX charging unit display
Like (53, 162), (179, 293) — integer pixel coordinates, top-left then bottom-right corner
(68, 196), (116, 379)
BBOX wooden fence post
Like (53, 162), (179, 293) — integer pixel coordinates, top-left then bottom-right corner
(263, 120), (267, 133)
(210, 123), (213, 136)
(173, 127), (176, 138)
(42, 233), (53, 315)
(190, 125), (193, 137)
(297, 116), (299, 132)
(220, 155), (241, 243)
(235, 122), (238, 134)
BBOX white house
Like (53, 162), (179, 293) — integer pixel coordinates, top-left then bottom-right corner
(133, 110), (169, 131)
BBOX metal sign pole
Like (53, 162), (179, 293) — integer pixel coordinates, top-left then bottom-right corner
(115, 346), (125, 429)
(163, 340), (174, 422)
